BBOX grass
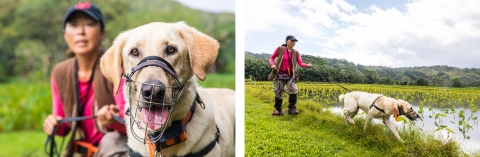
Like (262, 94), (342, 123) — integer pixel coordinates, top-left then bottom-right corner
(245, 85), (478, 157)
(197, 73), (236, 90)
(0, 131), (67, 157)
(0, 72), (234, 157)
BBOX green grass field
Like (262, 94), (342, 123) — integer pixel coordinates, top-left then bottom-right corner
(245, 85), (478, 157)
(0, 73), (234, 157)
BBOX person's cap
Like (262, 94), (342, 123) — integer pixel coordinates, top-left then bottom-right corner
(63, 1), (105, 29)
(286, 35), (298, 42)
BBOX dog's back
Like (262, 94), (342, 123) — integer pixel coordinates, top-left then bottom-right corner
(341, 91), (383, 112)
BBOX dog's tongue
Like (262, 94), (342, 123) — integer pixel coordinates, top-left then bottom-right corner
(141, 107), (169, 130)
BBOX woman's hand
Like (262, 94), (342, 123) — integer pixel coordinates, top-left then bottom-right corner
(97, 104), (120, 125)
(271, 65), (277, 71)
(307, 64), (313, 68)
(43, 114), (62, 135)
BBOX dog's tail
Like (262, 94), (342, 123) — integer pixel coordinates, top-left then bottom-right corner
(339, 94), (345, 103)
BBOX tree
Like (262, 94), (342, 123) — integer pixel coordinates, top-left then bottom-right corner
(401, 76), (412, 85)
(414, 78), (429, 86)
(379, 76), (394, 85)
(451, 78), (464, 88)
(362, 69), (379, 84)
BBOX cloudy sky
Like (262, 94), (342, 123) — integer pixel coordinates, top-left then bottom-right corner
(176, 0), (235, 13)
(245, 0), (480, 68)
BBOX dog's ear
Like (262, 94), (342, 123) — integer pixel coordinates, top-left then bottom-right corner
(100, 30), (130, 95)
(175, 21), (219, 81)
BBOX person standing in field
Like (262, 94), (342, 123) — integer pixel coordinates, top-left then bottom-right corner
(269, 35), (312, 115)
(42, 2), (128, 156)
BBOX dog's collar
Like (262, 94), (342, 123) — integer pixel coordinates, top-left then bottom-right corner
(393, 100), (399, 121)
(369, 96), (385, 113)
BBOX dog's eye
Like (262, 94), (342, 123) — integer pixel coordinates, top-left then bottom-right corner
(130, 48), (139, 56)
(166, 46), (177, 54)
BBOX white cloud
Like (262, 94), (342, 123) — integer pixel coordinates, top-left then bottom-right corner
(175, 0), (235, 13)
(246, 0), (480, 68)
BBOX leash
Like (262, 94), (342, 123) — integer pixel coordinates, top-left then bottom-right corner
(44, 114), (124, 157)
(326, 77), (352, 92)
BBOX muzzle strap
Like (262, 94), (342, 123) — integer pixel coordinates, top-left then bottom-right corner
(124, 56), (179, 82)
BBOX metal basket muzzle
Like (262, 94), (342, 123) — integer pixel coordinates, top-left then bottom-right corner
(123, 56), (185, 144)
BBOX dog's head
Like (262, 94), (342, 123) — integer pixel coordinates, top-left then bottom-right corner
(397, 100), (420, 121)
(100, 22), (219, 137)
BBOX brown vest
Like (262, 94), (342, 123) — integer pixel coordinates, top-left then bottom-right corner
(273, 46), (299, 80)
(51, 52), (115, 155)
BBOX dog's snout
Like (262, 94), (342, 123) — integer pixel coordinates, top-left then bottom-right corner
(141, 80), (165, 103)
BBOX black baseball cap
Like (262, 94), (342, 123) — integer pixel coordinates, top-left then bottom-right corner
(63, 1), (105, 29)
(286, 35), (298, 42)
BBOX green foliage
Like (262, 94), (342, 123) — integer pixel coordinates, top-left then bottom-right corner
(197, 73), (235, 90)
(246, 52), (365, 83)
(245, 85), (471, 157)
(379, 76), (395, 85)
(0, 0), (235, 82)
(451, 78), (464, 88)
(245, 52), (480, 87)
(414, 77), (430, 86)
(0, 131), (61, 157)
(245, 56), (270, 81)
(0, 80), (51, 131)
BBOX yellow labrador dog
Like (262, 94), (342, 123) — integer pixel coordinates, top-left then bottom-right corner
(100, 22), (235, 157)
(339, 91), (419, 142)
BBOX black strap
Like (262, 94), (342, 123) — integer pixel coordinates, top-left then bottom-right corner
(128, 125), (220, 157)
(128, 148), (143, 157)
(125, 56), (178, 82)
(369, 96), (385, 113)
(74, 59), (96, 118)
(372, 104), (386, 113)
(44, 115), (124, 157)
(44, 116), (96, 157)
(180, 125), (220, 157)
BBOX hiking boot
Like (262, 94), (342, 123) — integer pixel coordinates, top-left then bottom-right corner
(287, 94), (298, 114)
(271, 97), (284, 116)
(288, 94), (297, 109)
(288, 108), (299, 115)
(270, 109), (285, 116)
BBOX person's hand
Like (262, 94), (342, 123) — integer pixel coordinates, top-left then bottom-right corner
(97, 104), (120, 125)
(43, 114), (62, 135)
(271, 65), (277, 71)
(307, 64), (313, 68)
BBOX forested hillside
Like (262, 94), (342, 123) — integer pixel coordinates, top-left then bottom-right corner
(246, 51), (480, 87)
(0, 0), (235, 82)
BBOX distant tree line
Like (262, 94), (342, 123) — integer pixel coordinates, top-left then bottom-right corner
(245, 52), (480, 88)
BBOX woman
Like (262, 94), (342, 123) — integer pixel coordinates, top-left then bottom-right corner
(42, 2), (128, 156)
(269, 35), (312, 115)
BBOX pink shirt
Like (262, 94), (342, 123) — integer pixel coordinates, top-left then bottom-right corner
(269, 47), (308, 73)
(51, 75), (126, 144)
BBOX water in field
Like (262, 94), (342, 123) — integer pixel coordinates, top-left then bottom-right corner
(326, 106), (480, 152)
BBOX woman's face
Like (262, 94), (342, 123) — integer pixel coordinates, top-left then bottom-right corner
(64, 12), (105, 56)
(286, 39), (296, 48)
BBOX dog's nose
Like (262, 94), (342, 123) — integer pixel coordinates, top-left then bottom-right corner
(141, 80), (165, 103)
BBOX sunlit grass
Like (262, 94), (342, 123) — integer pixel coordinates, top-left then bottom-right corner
(197, 73), (235, 90)
(245, 85), (475, 157)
